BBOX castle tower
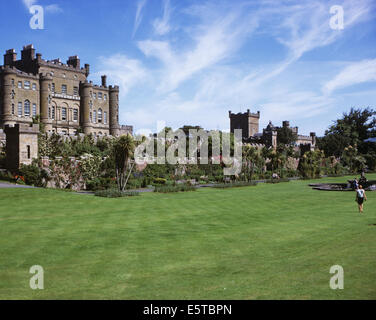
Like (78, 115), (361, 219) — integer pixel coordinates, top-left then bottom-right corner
(229, 109), (260, 139)
(40, 73), (53, 131)
(109, 85), (120, 136)
(1, 67), (15, 127)
(80, 81), (93, 135)
(4, 123), (39, 170)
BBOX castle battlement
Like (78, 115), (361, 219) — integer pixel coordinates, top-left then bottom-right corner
(0, 44), (131, 138)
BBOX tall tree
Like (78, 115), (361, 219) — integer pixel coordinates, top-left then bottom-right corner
(317, 107), (376, 157)
(277, 126), (297, 145)
(112, 134), (135, 192)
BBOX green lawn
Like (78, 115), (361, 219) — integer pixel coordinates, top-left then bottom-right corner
(0, 174), (375, 300)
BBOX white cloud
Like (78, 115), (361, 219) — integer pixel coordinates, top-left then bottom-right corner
(323, 59), (376, 94)
(96, 54), (148, 96)
(45, 4), (63, 13)
(139, 4), (259, 93)
(98, 0), (375, 134)
(133, 0), (147, 38)
(22, 0), (37, 8)
(22, 0), (62, 13)
(152, 0), (172, 35)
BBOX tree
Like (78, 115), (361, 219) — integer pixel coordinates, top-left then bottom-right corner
(112, 134), (135, 192)
(277, 126), (297, 145)
(317, 107), (376, 157)
(298, 150), (324, 178)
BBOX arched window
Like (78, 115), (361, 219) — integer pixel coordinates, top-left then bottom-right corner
(93, 110), (97, 123)
(98, 108), (102, 123)
(24, 100), (30, 116)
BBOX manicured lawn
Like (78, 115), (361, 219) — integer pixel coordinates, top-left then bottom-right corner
(0, 174), (375, 299)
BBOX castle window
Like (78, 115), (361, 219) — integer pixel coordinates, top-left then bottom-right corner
(52, 106), (55, 119)
(24, 81), (30, 90)
(73, 86), (79, 96)
(90, 112), (92, 123)
(32, 104), (37, 117)
(98, 92), (102, 100)
(93, 110), (97, 123)
(32, 83), (37, 91)
(18, 81), (22, 89)
(104, 94), (107, 101)
(93, 93), (97, 99)
(62, 107), (67, 120)
(12, 104), (15, 115)
(49, 107), (51, 119)
(62, 85), (67, 94)
(24, 100), (30, 116)
(27, 145), (31, 159)
(12, 79), (14, 86)
(18, 102), (22, 116)
(104, 111), (107, 124)
(52, 83), (55, 92)
(73, 109), (78, 121)
(98, 108), (102, 123)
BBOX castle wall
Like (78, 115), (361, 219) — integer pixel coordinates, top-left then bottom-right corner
(0, 44), (124, 138)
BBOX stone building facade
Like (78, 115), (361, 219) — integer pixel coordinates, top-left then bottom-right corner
(4, 123), (39, 170)
(229, 108), (316, 150)
(229, 109), (260, 139)
(0, 44), (132, 137)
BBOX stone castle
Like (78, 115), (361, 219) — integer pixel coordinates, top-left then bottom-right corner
(229, 109), (316, 150)
(0, 44), (132, 137)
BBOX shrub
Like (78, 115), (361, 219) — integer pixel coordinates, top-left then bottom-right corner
(0, 170), (14, 183)
(94, 189), (140, 198)
(153, 177), (167, 185)
(212, 181), (258, 188)
(265, 178), (290, 184)
(19, 163), (49, 187)
(154, 185), (196, 193)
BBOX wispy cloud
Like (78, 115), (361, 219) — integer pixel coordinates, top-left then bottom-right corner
(139, 3), (259, 93)
(323, 59), (376, 94)
(22, 0), (37, 8)
(96, 54), (148, 96)
(152, 0), (172, 35)
(45, 4), (63, 13)
(22, 0), (62, 13)
(98, 0), (375, 134)
(132, 0), (147, 38)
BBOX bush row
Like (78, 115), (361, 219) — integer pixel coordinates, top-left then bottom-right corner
(154, 185), (196, 193)
(94, 189), (140, 198)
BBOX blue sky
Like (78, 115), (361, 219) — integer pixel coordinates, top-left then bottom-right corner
(1, 0), (375, 136)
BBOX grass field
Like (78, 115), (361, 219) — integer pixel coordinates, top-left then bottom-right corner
(0, 174), (375, 300)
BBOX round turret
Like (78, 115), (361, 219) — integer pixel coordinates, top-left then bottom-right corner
(39, 73), (53, 130)
(109, 86), (120, 136)
(80, 81), (93, 135)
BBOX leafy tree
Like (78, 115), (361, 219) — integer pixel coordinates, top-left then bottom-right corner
(277, 126), (297, 145)
(112, 134), (135, 192)
(317, 107), (376, 157)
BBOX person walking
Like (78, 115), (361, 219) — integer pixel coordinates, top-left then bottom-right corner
(355, 185), (367, 213)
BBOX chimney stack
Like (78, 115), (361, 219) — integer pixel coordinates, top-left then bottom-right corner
(101, 75), (107, 87)
(67, 55), (80, 69)
(21, 44), (35, 61)
(4, 49), (17, 66)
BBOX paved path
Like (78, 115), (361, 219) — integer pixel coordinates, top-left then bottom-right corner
(0, 182), (35, 188)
